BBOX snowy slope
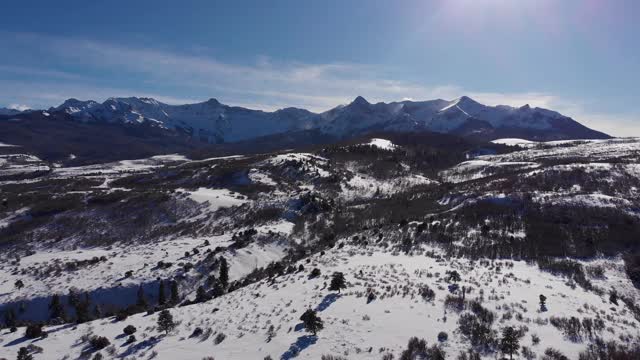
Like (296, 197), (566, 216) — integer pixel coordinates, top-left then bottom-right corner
(0, 244), (637, 360)
(1, 133), (639, 360)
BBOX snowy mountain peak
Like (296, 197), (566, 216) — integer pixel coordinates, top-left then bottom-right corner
(351, 95), (370, 107)
(440, 96), (483, 114)
(204, 98), (221, 106)
(457, 95), (478, 104)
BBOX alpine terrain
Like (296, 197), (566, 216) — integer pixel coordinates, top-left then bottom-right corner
(1, 1), (639, 358)
(0, 117), (639, 359)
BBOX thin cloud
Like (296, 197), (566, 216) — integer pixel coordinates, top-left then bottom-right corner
(0, 31), (637, 136)
(8, 104), (31, 111)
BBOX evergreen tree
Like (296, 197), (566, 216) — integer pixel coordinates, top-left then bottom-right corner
(157, 309), (175, 334)
(49, 294), (65, 321)
(299, 309), (323, 335)
(14, 279), (24, 290)
(17, 347), (33, 360)
(4, 308), (16, 328)
(68, 289), (80, 307)
(170, 280), (179, 304)
(158, 280), (166, 306)
(329, 272), (347, 293)
(266, 324), (276, 342)
(75, 297), (91, 324)
(500, 327), (520, 360)
(219, 257), (229, 289)
(196, 286), (209, 303)
(539, 294), (547, 312)
(93, 304), (103, 319)
(211, 280), (225, 298)
(446, 270), (461, 283)
(136, 285), (147, 308)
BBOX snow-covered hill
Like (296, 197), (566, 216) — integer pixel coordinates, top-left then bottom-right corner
(0, 244), (638, 360)
(1, 136), (639, 359)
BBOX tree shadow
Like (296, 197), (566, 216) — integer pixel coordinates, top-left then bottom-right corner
(45, 323), (76, 335)
(315, 293), (340, 312)
(280, 335), (318, 360)
(118, 336), (161, 358)
(3, 336), (29, 347)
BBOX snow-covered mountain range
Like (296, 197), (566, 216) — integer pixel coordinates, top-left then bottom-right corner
(37, 95), (608, 143)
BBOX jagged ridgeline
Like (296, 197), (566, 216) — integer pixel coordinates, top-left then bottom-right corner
(0, 95), (608, 165)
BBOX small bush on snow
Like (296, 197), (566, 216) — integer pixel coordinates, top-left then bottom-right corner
(214, 332), (226, 345)
(321, 355), (347, 360)
(89, 335), (110, 350)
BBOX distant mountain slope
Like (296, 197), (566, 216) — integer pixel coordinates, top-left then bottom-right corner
(319, 95), (609, 141)
(44, 95), (609, 143)
(0, 107), (24, 116)
(0, 110), (201, 165)
(51, 97), (321, 143)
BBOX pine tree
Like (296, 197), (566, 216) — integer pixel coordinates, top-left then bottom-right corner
(157, 309), (175, 334)
(4, 308), (17, 328)
(170, 280), (179, 304)
(136, 285), (147, 308)
(539, 294), (547, 312)
(219, 257), (229, 289)
(68, 289), (80, 307)
(266, 324), (276, 342)
(14, 279), (24, 290)
(299, 309), (323, 335)
(446, 270), (461, 283)
(17, 347), (33, 360)
(75, 297), (91, 324)
(211, 280), (225, 298)
(196, 286), (208, 303)
(93, 304), (103, 319)
(49, 294), (66, 320)
(500, 327), (520, 360)
(329, 272), (347, 293)
(158, 280), (166, 306)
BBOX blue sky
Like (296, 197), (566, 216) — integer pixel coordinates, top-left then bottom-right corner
(0, 0), (638, 135)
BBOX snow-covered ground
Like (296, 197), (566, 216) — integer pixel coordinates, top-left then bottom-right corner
(177, 188), (250, 212)
(366, 138), (397, 150)
(0, 244), (637, 359)
(341, 173), (436, 200)
(0, 153), (50, 177)
(52, 155), (189, 178)
(1, 136), (639, 359)
(491, 138), (536, 147)
(441, 160), (539, 183)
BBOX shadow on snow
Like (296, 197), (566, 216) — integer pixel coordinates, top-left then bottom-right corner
(280, 335), (318, 360)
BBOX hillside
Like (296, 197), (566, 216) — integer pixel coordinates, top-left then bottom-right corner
(0, 136), (639, 359)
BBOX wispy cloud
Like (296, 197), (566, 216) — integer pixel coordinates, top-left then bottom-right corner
(8, 103), (30, 111)
(0, 31), (637, 136)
